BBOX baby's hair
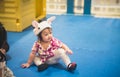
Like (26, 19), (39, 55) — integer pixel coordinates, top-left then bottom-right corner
(37, 31), (42, 41)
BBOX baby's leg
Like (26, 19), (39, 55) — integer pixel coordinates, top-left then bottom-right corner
(33, 56), (42, 66)
(49, 48), (77, 71)
(34, 56), (48, 71)
(57, 48), (71, 66)
(47, 48), (71, 66)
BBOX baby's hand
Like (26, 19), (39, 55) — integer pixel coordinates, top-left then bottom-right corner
(21, 63), (30, 68)
(67, 50), (73, 54)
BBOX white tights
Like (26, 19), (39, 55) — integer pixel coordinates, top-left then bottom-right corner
(34, 48), (71, 67)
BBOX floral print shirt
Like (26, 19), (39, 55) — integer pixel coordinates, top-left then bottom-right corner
(32, 37), (62, 62)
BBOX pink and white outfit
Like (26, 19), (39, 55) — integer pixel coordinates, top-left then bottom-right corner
(32, 37), (71, 67)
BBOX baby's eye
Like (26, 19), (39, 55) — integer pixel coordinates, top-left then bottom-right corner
(50, 32), (52, 34)
(38, 27), (40, 29)
(44, 34), (48, 36)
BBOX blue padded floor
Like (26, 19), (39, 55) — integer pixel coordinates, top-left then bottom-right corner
(7, 14), (120, 77)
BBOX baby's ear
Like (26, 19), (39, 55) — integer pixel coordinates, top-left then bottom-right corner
(47, 16), (56, 24)
(32, 20), (38, 28)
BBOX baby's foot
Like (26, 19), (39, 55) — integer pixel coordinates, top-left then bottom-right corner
(38, 64), (48, 72)
(67, 62), (77, 71)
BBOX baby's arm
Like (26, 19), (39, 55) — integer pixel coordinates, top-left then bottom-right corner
(21, 51), (35, 68)
(61, 43), (73, 54)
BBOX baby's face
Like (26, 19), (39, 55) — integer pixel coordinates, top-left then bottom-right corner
(41, 28), (53, 42)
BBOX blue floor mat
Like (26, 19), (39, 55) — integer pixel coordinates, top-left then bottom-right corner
(7, 15), (120, 77)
